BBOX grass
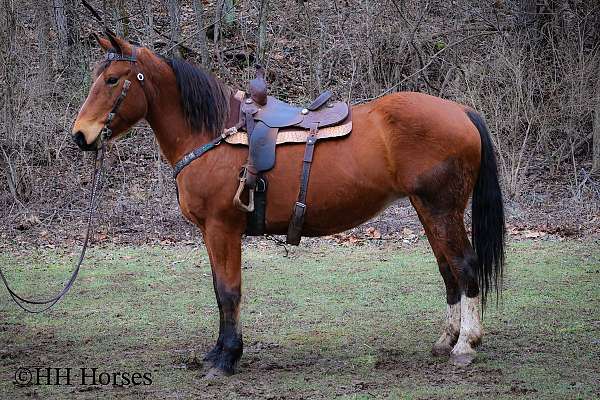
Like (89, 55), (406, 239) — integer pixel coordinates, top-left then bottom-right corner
(0, 238), (599, 399)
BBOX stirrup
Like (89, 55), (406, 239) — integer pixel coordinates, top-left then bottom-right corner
(233, 168), (255, 212)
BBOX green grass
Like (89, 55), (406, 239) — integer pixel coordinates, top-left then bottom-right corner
(0, 239), (599, 399)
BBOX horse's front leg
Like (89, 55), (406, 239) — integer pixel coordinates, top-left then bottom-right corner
(201, 221), (243, 376)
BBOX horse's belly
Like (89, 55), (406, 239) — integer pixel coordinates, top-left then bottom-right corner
(264, 176), (400, 236)
(301, 192), (399, 236)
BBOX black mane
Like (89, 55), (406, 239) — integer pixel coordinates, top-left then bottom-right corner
(164, 57), (229, 137)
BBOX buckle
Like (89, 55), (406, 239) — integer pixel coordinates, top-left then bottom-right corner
(256, 178), (268, 193)
(100, 127), (112, 141)
(293, 202), (306, 213)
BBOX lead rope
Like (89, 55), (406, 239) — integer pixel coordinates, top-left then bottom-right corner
(0, 143), (107, 313)
(0, 78), (133, 313)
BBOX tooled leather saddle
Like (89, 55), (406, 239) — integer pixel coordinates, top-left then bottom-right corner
(228, 65), (350, 245)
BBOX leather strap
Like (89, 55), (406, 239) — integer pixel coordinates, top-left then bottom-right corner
(246, 177), (267, 235)
(245, 110), (256, 138)
(101, 79), (132, 141)
(307, 90), (332, 111)
(172, 127), (238, 179)
(286, 122), (319, 245)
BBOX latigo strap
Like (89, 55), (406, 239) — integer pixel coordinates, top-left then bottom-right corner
(286, 122), (319, 245)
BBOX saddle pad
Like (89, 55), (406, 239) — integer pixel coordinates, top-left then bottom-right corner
(225, 121), (353, 146)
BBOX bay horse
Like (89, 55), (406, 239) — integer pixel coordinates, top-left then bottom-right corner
(72, 34), (505, 376)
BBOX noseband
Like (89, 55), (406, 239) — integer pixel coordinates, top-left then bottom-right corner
(99, 46), (145, 144)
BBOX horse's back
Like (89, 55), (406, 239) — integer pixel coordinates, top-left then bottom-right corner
(258, 92), (482, 235)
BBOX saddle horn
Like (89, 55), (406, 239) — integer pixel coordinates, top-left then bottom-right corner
(249, 65), (268, 106)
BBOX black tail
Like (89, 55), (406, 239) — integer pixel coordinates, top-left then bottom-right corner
(466, 110), (506, 308)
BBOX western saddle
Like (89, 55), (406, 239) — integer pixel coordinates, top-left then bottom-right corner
(229, 66), (350, 245)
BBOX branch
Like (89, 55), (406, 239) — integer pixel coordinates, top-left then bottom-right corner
(81, 0), (103, 22)
(359, 31), (500, 102)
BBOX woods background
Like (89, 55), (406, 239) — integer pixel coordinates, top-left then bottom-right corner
(0, 0), (599, 243)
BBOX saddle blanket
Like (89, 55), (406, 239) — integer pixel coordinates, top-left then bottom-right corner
(224, 121), (353, 146)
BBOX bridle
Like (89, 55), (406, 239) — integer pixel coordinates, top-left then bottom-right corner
(99, 46), (145, 143)
(0, 47), (144, 313)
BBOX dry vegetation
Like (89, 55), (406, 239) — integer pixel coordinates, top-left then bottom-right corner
(1, 0), (599, 243)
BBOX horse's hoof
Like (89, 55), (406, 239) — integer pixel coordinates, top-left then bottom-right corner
(449, 351), (476, 367)
(431, 342), (453, 357)
(203, 348), (221, 363)
(201, 366), (231, 379)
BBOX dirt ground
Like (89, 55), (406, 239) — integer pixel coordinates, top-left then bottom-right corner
(0, 238), (598, 399)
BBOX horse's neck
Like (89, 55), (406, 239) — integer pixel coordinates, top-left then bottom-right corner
(146, 80), (241, 167)
(145, 76), (213, 166)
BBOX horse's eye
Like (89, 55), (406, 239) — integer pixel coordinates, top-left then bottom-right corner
(106, 77), (119, 85)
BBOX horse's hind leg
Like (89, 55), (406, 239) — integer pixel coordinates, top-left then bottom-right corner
(410, 196), (483, 366)
(411, 197), (460, 355)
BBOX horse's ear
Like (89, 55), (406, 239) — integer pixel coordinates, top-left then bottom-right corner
(93, 32), (112, 51)
(104, 29), (128, 54)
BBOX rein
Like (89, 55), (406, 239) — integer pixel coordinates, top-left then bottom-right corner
(0, 54), (137, 313)
(0, 147), (106, 313)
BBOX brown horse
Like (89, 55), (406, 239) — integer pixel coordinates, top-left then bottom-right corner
(72, 34), (505, 375)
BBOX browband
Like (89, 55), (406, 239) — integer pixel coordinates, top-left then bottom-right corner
(105, 46), (138, 63)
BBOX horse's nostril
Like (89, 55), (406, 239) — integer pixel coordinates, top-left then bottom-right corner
(72, 131), (95, 151)
(73, 131), (85, 146)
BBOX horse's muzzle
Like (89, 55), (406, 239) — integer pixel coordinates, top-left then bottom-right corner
(72, 131), (98, 151)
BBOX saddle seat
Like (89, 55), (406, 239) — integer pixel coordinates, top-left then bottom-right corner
(251, 96), (349, 129)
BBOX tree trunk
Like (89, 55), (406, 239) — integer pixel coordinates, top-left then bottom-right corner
(223, 0), (236, 27)
(52, 0), (70, 68)
(113, 0), (129, 37)
(257, 0), (269, 64)
(35, 2), (53, 83)
(167, 0), (182, 57)
(103, 0), (109, 31)
(140, 0), (155, 49)
(516, 0), (537, 30)
(593, 87), (600, 174)
(0, 0), (23, 205)
(66, 0), (83, 73)
(192, 0), (211, 68)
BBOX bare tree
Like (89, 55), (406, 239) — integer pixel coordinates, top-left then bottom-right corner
(593, 87), (600, 174)
(257, 0), (269, 64)
(192, 0), (211, 68)
(516, 0), (537, 30)
(53, 0), (70, 67)
(114, 0), (130, 37)
(139, 0), (155, 48)
(167, 0), (182, 57)
(223, 0), (236, 27)
(0, 0), (25, 206)
(35, 2), (53, 83)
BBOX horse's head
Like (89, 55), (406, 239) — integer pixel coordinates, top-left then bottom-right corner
(72, 33), (149, 151)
